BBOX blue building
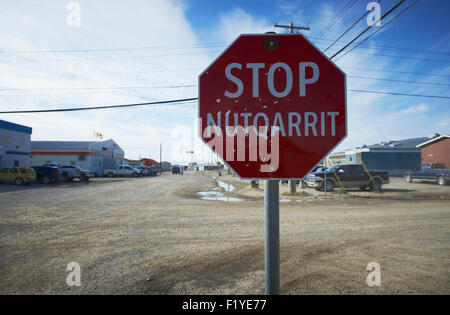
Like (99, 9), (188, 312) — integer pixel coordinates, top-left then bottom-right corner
(330, 137), (430, 176)
(0, 120), (33, 168)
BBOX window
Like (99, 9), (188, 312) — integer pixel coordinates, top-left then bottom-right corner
(10, 168), (18, 174)
(14, 160), (19, 167)
(4, 132), (11, 145)
(20, 168), (27, 173)
(78, 155), (86, 161)
(0, 168), (8, 173)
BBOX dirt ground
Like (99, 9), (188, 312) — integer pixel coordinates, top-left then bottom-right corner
(0, 171), (449, 295)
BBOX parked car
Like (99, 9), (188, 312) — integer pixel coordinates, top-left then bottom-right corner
(32, 166), (61, 184)
(61, 165), (93, 182)
(103, 165), (141, 178)
(282, 165), (326, 185)
(404, 164), (450, 186)
(0, 167), (36, 185)
(306, 164), (390, 192)
(172, 166), (182, 175)
(149, 167), (158, 176)
(137, 166), (151, 176)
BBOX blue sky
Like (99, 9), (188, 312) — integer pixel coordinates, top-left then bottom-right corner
(0, 0), (448, 162)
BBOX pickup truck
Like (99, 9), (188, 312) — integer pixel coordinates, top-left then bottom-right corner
(104, 165), (141, 178)
(43, 163), (93, 182)
(404, 164), (450, 186)
(306, 164), (390, 192)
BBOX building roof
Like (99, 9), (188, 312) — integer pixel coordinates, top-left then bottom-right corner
(361, 137), (429, 151)
(31, 139), (125, 154)
(0, 119), (32, 135)
(416, 135), (450, 148)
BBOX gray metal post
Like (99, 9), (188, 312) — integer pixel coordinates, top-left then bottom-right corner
(265, 180), (280, 295)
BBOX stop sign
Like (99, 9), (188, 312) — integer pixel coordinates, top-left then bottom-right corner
(199, 34), (346, 179)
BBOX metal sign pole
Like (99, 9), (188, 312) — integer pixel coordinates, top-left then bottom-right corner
(265, 179), (280, 295)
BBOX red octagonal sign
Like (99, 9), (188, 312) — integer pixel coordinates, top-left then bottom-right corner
(199, 34), (346, 179)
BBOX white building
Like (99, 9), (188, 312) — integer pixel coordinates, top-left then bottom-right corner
(31, 139), (125, 177)
(0, 119), (32, 168)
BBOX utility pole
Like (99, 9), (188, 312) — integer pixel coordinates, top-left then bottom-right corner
(274, 22), (310, 195)
(159, 143), (162, 175)
(274, 22), (310, 34)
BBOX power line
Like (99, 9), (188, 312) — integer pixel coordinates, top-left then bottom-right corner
(344, 66), (450, 77)
(343, 49), (449, 63)
(1, 76), (447, 96)
(0, 36), (448, 60)
(0, 49), (221, 62)
(1, 88), (448, 114)
(0, 64), (447, 80)
(317, 38), (450, 56)
(335, 0), (420, 62)
(324, 0), (382, 53)
(0, 84), (197, 92)
(0, 98), (198, 114)
(0, 42), (229, 54)
(347, 89), (450, 99)
(348, 75), (449, 86)
(312, 0), (358, 44)
(330, 0), (406, 60)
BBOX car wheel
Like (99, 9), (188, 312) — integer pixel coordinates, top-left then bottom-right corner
(132, 173), (138, 178)
(359, 186), (367, 191)
(62, 174), (68, 182)
(43, 176), (50, 184)
(405, 174), (412, 183)
(438, 176), (446, 186)
(15, 178), (24, 186)
(108, 172), (114, 178)
(324, 180), (334, 192)
(369, 178), (382, 191)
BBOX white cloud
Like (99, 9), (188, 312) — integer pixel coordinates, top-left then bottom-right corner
(400, 104), (428, 114)
(0, 0), (210, 161)
(216, 8), (274, 42)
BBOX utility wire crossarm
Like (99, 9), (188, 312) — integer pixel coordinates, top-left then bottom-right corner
(274, 22), (310, 33)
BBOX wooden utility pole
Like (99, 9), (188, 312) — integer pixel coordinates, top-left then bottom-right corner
(159, 143), (162, 175)
(274, 22), (310, 34)
(275, 22), (310, 194)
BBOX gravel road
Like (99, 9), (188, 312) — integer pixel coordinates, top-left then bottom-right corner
(0, 172), (449, 294)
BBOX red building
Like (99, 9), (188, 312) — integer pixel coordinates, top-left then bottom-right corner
(417, 135), (450, 168)
(124, 158), (159, 168)
(142, 158), (159, 167)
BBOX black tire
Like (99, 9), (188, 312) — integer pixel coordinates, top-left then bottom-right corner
(438, 176), (446, 186)
(324, 179), (335, 192)
(405, 174), (412, 183)
(108, 172), (114, 178)
(43, 176), (50, 184)
(369, 178), (382, 191)
(132, 172), (138, 178)
(15, 178), (24, 186)
(359, 186), (367, 191)
(61, 174), (69, 182)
